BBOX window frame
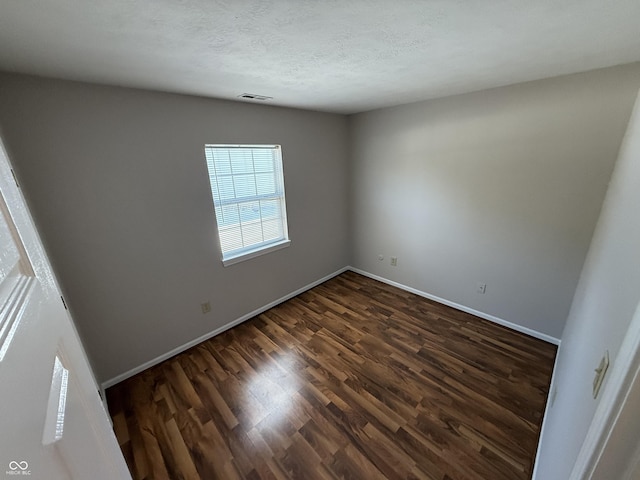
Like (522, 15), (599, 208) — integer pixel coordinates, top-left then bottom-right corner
(204, 144), (291, 266)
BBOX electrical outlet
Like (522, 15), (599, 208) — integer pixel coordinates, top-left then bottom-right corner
(477, 283), (487, 294)
(201, 301), (211, 314)
(390, 256), (398, 266)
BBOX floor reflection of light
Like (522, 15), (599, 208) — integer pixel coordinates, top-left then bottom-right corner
(245, 352), (300, 430)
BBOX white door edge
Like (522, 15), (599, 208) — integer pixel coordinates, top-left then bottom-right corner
(568, 300), (640, 479)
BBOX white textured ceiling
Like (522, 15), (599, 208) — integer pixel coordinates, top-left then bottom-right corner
(1, 0), (640, 114)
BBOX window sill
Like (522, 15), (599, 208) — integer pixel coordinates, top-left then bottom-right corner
(222, 239), (291, 267)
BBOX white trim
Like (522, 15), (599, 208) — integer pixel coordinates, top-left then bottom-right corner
(349, 267), (560, 345)
(102, 264), (562, 390)
(101, 266), (349, 389)
(568, 302), (640, 480)
(99, 385), (111, 421)
(222, 239), (290, 266)
(531, 345), (563, 479)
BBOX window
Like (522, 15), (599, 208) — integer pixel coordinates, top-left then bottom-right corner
(204, 144), (290, 266)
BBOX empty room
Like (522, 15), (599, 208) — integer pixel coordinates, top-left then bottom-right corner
(1, 1), (639, 479)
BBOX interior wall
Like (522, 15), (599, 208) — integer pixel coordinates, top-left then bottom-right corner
(348, 63), (640, 340)
(533, 90), (640, 479)
(590, 309), (640, 480)
(0, 73), (350, 383)
(1, 64), (639, 386)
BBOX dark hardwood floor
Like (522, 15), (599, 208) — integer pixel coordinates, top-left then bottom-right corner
(107, 271), (556, 480)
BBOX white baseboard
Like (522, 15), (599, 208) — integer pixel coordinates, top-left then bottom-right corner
(349, 267), (561, 345)
(531, 344), (563, 480)
(352, 264), (563, 474)
(101, 266), (350, 389)
(103, 264), (560, 390)
(351, 265), (562, 478)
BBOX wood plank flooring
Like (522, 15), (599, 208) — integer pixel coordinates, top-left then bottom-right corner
(107, 271), (557, 480)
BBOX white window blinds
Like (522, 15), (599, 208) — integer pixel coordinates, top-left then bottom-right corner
(204, 145), (290, 265)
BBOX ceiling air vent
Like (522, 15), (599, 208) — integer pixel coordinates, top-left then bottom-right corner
(238, 93), (273, 101)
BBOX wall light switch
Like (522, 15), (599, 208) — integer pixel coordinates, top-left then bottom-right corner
(593, 351), (609, 399)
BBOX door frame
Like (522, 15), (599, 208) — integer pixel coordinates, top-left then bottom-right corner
(569, 301), (640, 479)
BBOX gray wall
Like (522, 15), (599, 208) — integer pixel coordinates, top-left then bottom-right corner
(0, 73), (350, 383)
(534, 90), (640, 479)
(348, 63), (640, 340)
(2, 63), (640, 392)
